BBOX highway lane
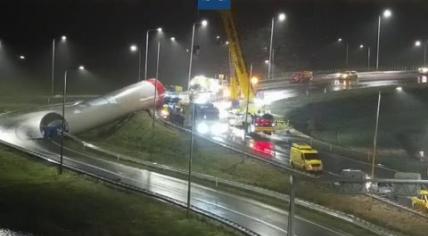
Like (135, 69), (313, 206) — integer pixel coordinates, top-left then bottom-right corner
(259, 70), (421, 90)
(257, 71), (427, 106)
(0, 113), (349, 236)
(205, 129), (396, 180)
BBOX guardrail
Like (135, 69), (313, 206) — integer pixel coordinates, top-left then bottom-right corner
(268, 68), (418, 82)
(66, 133), (401, 236)
(0, 139), (257, 236)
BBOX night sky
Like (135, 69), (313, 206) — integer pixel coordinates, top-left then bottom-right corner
(1, 0), (428, 94)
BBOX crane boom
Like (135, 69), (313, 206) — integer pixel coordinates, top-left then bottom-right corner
(220, 11), (254, 101)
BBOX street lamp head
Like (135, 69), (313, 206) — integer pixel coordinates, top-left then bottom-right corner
(264, 59), (269, 65)
(78, 65), (85, 71)
(216, 35), (220, 40)
(129, 44), (138, 52)
(383, 9), (392, 18)
(338, 38), (343, 43)
(157, 27), (163, 32)
(201, 19), (208, 27)
(278, 13), (286, 22)
(170, 37), (176, 42)
(19, 55), (25, 60)
(415, 40), (422, 47)
(225, 41), (229, 46)
(61, 35), (67, 42)
(359, 44), (364, 49)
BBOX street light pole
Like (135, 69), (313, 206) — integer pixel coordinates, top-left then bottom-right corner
(371, 91), (382, 178)
(376, 9), (392, 70)
(287, 175), (296, 236)
(368, 46), (371, 70)
(346, 43), (349, 67)
(51, 39), (56, 96)
(186, 20), (207, 212)
(424, 41), (427, 65)
(59, 65), (84, 175)
(337, 38), (349, 68)
(244, 64), (253, 138)
(59, 69), (67, 174)
(152, 42), (161, 129)
(361, 44), (371, 70)
(376, 16), (381, 70)
(186, 22), (197, 212)
(144, 27), (162, 81)
(50, 36), (67, 98)
(144, 30), (150, 81)
(138, 45), (142, 81)
(268, 17), (274, 80)
(187, 23), (196, 90)
(267, 13), (285, 80)
(187, 101), (195, 214)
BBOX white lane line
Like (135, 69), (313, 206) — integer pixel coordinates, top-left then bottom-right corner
(193, 196), (289, 234)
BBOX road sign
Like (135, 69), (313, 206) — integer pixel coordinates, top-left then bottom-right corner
(198, 0), (231, 10)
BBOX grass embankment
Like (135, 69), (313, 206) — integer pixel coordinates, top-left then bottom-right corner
(272, 86), (428, 174)
(77, 112), (428, 236)
(0, 145), (236, 236)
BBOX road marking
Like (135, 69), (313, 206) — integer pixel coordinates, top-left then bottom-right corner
(193, 196), (289, 234)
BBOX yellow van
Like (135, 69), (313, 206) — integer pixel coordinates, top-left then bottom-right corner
(290, 143), (323, 173)
(412, 190), (428, 212)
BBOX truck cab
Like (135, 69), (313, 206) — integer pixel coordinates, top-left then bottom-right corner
(290, 143), (323, 173)
(249, 113), (274, 135)
(412, 190), (428, 212)
(337, 71), (358, 81)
